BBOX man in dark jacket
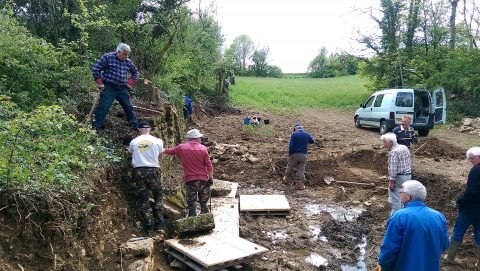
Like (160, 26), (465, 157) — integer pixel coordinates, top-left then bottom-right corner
(444, 147), (480, 269)
(392, 115), (417, 148)
(91, 43), (139, 130)
(282, 122), (315, 190)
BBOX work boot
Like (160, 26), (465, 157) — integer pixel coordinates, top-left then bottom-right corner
(443, 240), (461, 263)
(154, 216), (165, 232)
(200, 205), (209, 214)
(142, 222), (154, 234)
(476, 245), (480, 271)
(295, 180), (305, 190)
(187, 207), (197, 217)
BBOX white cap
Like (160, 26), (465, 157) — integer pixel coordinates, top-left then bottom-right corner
(186, 129), (203, 139)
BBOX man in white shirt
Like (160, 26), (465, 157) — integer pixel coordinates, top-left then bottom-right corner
(128, 121), (165, 233)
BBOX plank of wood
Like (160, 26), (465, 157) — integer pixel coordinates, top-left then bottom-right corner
(239, 195), (290, 212)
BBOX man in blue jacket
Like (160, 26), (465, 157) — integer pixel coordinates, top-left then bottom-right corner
(377, 180), (449, 271)
(282, 122), (315, 190)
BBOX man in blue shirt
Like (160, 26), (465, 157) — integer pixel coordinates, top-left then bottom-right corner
(377, 180), (449, 271)
(91, 43), (139, 130)
(282, 122), (315, 190)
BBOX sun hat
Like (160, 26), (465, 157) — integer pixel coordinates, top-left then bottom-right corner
(186, 129), (203, 139)
(138, 121), (151, 128)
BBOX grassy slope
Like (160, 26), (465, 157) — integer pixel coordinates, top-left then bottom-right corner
(230, 75), (371, 114)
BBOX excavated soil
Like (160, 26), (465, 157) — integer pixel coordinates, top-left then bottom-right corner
(1, 106), (479, 271)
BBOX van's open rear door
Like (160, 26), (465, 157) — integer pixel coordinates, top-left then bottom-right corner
(432, 87), (446, 124)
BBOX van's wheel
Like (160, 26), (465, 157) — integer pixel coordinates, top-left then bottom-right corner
(418, 129), (430, 137)
(355, 116), (362, 128)
(380, 120), (389, 134)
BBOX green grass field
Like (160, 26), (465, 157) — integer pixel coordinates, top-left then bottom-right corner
(230, 75), (371, 113)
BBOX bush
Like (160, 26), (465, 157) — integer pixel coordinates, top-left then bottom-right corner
(0, 105), (110, 197)
(0, 9), (93, 111)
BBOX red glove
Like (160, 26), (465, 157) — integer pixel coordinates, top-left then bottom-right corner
(388, 179), (395, 191)
(95, 78), (104, 90)
(127, 78), (136, 89)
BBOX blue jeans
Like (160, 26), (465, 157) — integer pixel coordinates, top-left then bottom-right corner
(451, 212), (480, 245)
(92, 82), (138, 129)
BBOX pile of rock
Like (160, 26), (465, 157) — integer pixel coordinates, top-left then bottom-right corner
(210, 143), (259, 164)
(119, 237), (155, 271)
(458, 118), (480, 136)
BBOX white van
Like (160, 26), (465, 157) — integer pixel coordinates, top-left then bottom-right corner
(354, 87), (446, 136)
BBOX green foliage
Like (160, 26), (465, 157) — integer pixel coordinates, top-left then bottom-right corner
(0, 95), (18, 120)
(0, 105), (110, 196)
(308, 48), (360, 78)
(231, 75), (369, 114)
(265, 65), (283, 78)
(0, 9), (93, 110)
(227, 35), (255, 74)
(242, 124), (276, 137)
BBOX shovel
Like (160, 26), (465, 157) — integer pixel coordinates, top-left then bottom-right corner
(323, 176), (376, 188)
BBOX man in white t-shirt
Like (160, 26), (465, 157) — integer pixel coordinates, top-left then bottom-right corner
(128, 121), (165, 233)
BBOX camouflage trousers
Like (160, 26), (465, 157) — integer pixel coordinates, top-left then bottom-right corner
(133, 167), (164, 227)
(185, 180), (210, 216)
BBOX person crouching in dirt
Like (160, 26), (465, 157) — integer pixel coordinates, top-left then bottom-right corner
(381, 132), (412, 215)
(128, 121), (165, 234)
(393, 115), (418, 150)
(443, 147), (480, 268)
(376, 180), (449, 271)
(282, 123), (315, 190)
(163, 129), (214, 217)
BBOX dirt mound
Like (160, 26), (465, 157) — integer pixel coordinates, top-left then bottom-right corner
(342, 149), (387, 173)
(415, 137), (465, 160)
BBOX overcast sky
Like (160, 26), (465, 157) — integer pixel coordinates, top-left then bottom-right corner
(189, 0), (380, 73)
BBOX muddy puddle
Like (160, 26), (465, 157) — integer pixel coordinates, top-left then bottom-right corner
(238, 186), (371, 270)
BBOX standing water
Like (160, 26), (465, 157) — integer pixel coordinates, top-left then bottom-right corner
(341, 236), (368, 271)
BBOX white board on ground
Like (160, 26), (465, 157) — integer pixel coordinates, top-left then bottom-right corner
(239, 194), (291, 212)
(165, 236), (268, 269)
(211, 197), (239, 237)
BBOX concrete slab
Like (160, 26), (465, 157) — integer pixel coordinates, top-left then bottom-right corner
(239, 194), (290, 215)
(165, 236), (268, 271)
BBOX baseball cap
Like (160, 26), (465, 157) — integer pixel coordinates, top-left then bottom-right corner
(138, 121), (151, 129)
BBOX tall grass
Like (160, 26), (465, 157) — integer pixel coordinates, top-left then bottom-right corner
(230, 75), (371, 113)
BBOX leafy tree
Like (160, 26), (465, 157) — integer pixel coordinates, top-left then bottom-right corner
(265, 65), (283, 78)
(0, 9), (91, 110)
(228, 35), (255, 73)
(251, 47), (270, 77)
(308, 47), (335, 78)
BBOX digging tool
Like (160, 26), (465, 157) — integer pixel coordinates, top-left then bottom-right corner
(412, 141), (428, 155)
(86, 89), (101, 124)
(324, 176), (375, 187)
